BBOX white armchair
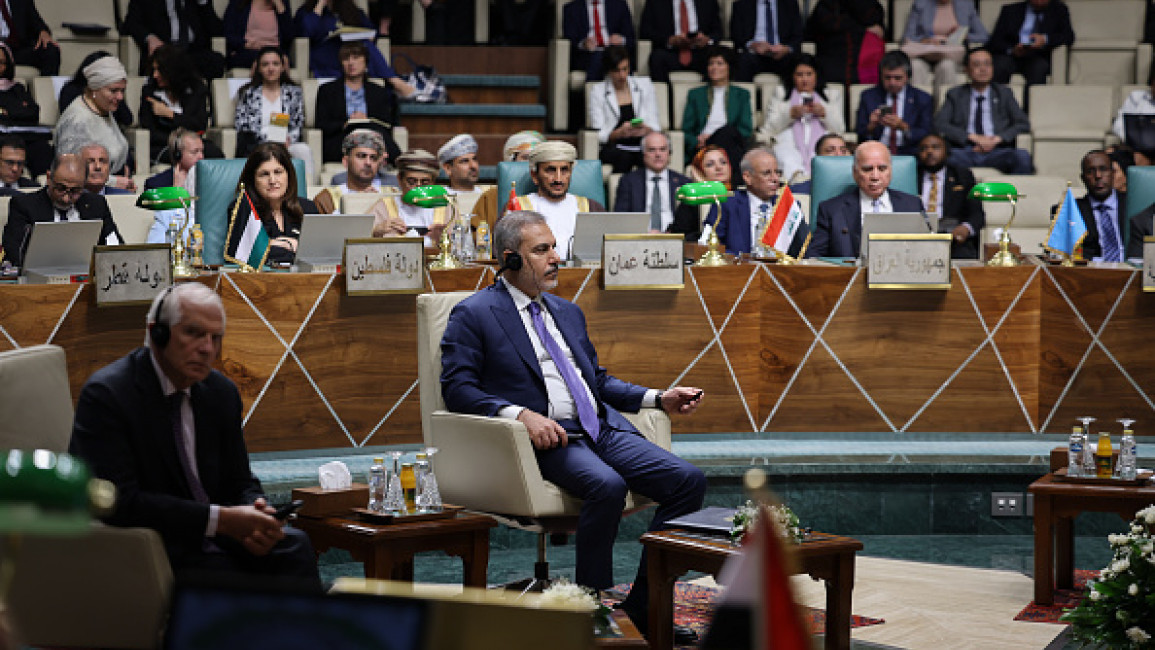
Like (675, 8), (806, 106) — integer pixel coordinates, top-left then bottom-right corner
(414, 292), (669, 587)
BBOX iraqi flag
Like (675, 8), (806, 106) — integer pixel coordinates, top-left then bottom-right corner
(701, 506), (811, 650)
(760, 186), (806, 253)
(229, 192), (270, 269)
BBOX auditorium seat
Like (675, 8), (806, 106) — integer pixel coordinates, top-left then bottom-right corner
(1028, 85), (1115, 179)
(496, 159), (607, 219)
(1064, 0), (1145, 85)
(808, 154), (918, 222)
(1126, 166), (1155, 220)
(105, 194), (157, 244)
(978, 174), (1068, 256)
(414, 291), (668, 591)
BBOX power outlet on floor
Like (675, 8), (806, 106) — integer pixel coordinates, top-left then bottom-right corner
(991, 492), (1024, 517)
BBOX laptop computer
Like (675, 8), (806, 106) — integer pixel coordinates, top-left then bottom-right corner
(165, 579), (429, 650)
(570, 212), (650, 266)
(20, 220), (104, 283)
(1124, 114), (1155, 153)
(860, 211), (935, 260)
(293, 213), (375, 273)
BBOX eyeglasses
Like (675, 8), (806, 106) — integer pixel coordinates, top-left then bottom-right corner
(50, 184), (85, 197)
(0, 158), (25, 168)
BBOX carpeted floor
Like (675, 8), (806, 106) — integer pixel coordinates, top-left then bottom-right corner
(1012, 569), (1095, 624)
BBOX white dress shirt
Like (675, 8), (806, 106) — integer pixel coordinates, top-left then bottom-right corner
(859, 189), (893, 224)
(524, 193), (580, 260)
(673, 0), (699, 35)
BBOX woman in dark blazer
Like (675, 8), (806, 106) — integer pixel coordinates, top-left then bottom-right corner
(139, 45), (221, 165)
(681, 45), (751, 189)
(225, 142), (318, 267)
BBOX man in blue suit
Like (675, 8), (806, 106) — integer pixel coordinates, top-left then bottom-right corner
(706, 146), (810, 256)
(807, 141), (925, 257)
(562, 0), (636, 81)
(855, 51), (933, 156)
(440, 211), (707, 642)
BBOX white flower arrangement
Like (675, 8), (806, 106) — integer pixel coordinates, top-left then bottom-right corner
(729, 500), (805, 544)
(539, 579), (613, 634)
(1062, 506), (1155, 647)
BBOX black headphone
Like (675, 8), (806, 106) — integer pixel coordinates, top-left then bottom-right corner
(149, 286), (175, 348)
(503, 250), (523, 271)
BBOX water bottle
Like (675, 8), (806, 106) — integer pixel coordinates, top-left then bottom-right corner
(452, 213), (475, 262)
(166, 218), (180, 247)
(1116, 419), (1138, 480)
(475, 219), (491, 260)
(754, 211), (769, 258)
(368, 456), (386, 512)
(1067, 425), (1084, 477)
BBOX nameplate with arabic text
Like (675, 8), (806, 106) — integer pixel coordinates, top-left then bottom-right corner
(867, 234), (952, 289)
(601, 234), (684, 290)
(344, 237), (425, 295)
(92, 244), (173, 306)
(1144, 237), (1155, 292)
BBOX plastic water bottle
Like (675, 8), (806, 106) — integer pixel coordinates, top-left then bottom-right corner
(1116, 419), (1138, 480)
(753, 210), (769, 258)
(368, 456), (386, 512)
(475, 219), (491, 260)
(166, 219), (180, 247)
(1067, 425), (1084, 477)
(452, 213), (475, 262)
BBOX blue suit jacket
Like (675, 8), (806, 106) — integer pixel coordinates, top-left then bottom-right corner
(706, 190), (811, 256)
(855, 85), (933, 156)
(441, 282), (647, 434)
(807, 188), (924, 257)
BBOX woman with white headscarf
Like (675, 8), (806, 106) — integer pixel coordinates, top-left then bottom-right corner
(54, 56), (131, 175)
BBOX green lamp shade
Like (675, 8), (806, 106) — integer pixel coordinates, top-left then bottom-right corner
(676, 181), (728, 206)
(404, 184), (449, 208)
(969, 182), (1021, 202)
(0, 449), (95, 534)
(137, 186), (194, 211)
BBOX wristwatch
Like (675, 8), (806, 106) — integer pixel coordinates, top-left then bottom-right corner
(655, 391), (667, 412)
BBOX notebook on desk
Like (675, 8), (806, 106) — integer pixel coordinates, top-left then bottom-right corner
(20, 220), (104, 283)
(293, 213), (375, 273)
(570, 212), (650, 266)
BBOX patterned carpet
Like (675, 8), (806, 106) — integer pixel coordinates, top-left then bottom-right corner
(609, 581), (885, 646)
(1012, 569), (1096, 623)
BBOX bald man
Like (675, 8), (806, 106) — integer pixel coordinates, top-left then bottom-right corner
(807, 141), (924, 258)
(2, 153), (122, 267)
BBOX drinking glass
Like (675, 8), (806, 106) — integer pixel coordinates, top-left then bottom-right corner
(384, 451), (407, 515)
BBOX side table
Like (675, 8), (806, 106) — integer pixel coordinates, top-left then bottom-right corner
(293, 511), (496, 587)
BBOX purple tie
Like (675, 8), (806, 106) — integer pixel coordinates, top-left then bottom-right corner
(171, 392), (209, 503)
(527, 301), (600, 440)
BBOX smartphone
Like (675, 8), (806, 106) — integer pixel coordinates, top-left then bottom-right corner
(273, 499), (305, 520)
(879, 106), (893, 116)
(629, 117), (644, 126)
(802, 95), (814, 105)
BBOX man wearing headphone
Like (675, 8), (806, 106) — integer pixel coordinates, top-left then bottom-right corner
(440, 211), (707, 643)
(70, 283), (321, 588)
(144, 128), (206, 244)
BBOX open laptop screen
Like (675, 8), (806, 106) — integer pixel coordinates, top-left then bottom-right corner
(860, 211), (933, 259)
(20, 220), (104, 272)
(295, 213), (376, 263)
(570, 212), (650, 262)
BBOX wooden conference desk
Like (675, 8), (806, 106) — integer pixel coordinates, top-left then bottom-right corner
(1, 263), (1151, 451)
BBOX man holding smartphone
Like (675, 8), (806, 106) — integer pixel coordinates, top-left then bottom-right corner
(855, 51), (933, 156)
(70, 283), (322, 588)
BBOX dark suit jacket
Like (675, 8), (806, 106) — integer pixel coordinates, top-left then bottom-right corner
(934, 83), (1031, 148)
(70, 347), (265, 563)
(614, 169), (698, 240)
(139, 78), (212, 161)
(0, 177), (40, 196)
(729, 0), (804, 54)
(807, 188), (924, 257)
(707, 190), (810, 256)
(855, 84), (934, 155)
(2, 189), (121, 267)
(639, 0), (723, 50)
(145, 169), (176, 190)
(562, 0), (636, 54)
(440, 281), (647, 435)
(124, 0), (223, 52)
(315, 78), (399, 163)
(920, 164), (985, 259)
(0, 0), (51, 49)
(1128, 203), (1154, 259)
(987, 0), (1074, 56)
(1055, 192), (1130, 260)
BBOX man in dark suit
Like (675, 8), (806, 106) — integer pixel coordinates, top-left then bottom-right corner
(1, 154), (122, 267)
(807, 141), (925, 258)
(706, 146), (810, 256)
(917, 133), (985, 259)
(987, 0), (1074, 86)
(123, 0), (225, 79)
(641, 0), (723, 82)
(562, 0), (636, 81)
(1055, 150), (1130, 262)
(0, 136), (39, 196)
(440, 211), (707, 642)
(0, 0), (60, 75)
(613, 132), (697, 237)
(933, 47), (1034, 174)
(730, 0), (804, 82)
(144, 129), (206, 191)
(70, 283), (321, 587)
(315, 42), (402, 164)
(855, 51), (933, 156)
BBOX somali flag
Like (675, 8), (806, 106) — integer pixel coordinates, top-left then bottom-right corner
(1045, 188), (1087, 258)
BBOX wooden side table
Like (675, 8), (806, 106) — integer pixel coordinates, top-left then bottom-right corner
(641, 530), (862, 650)
(293, 511), (496, 587)
(1028, 472), (1155, 605)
